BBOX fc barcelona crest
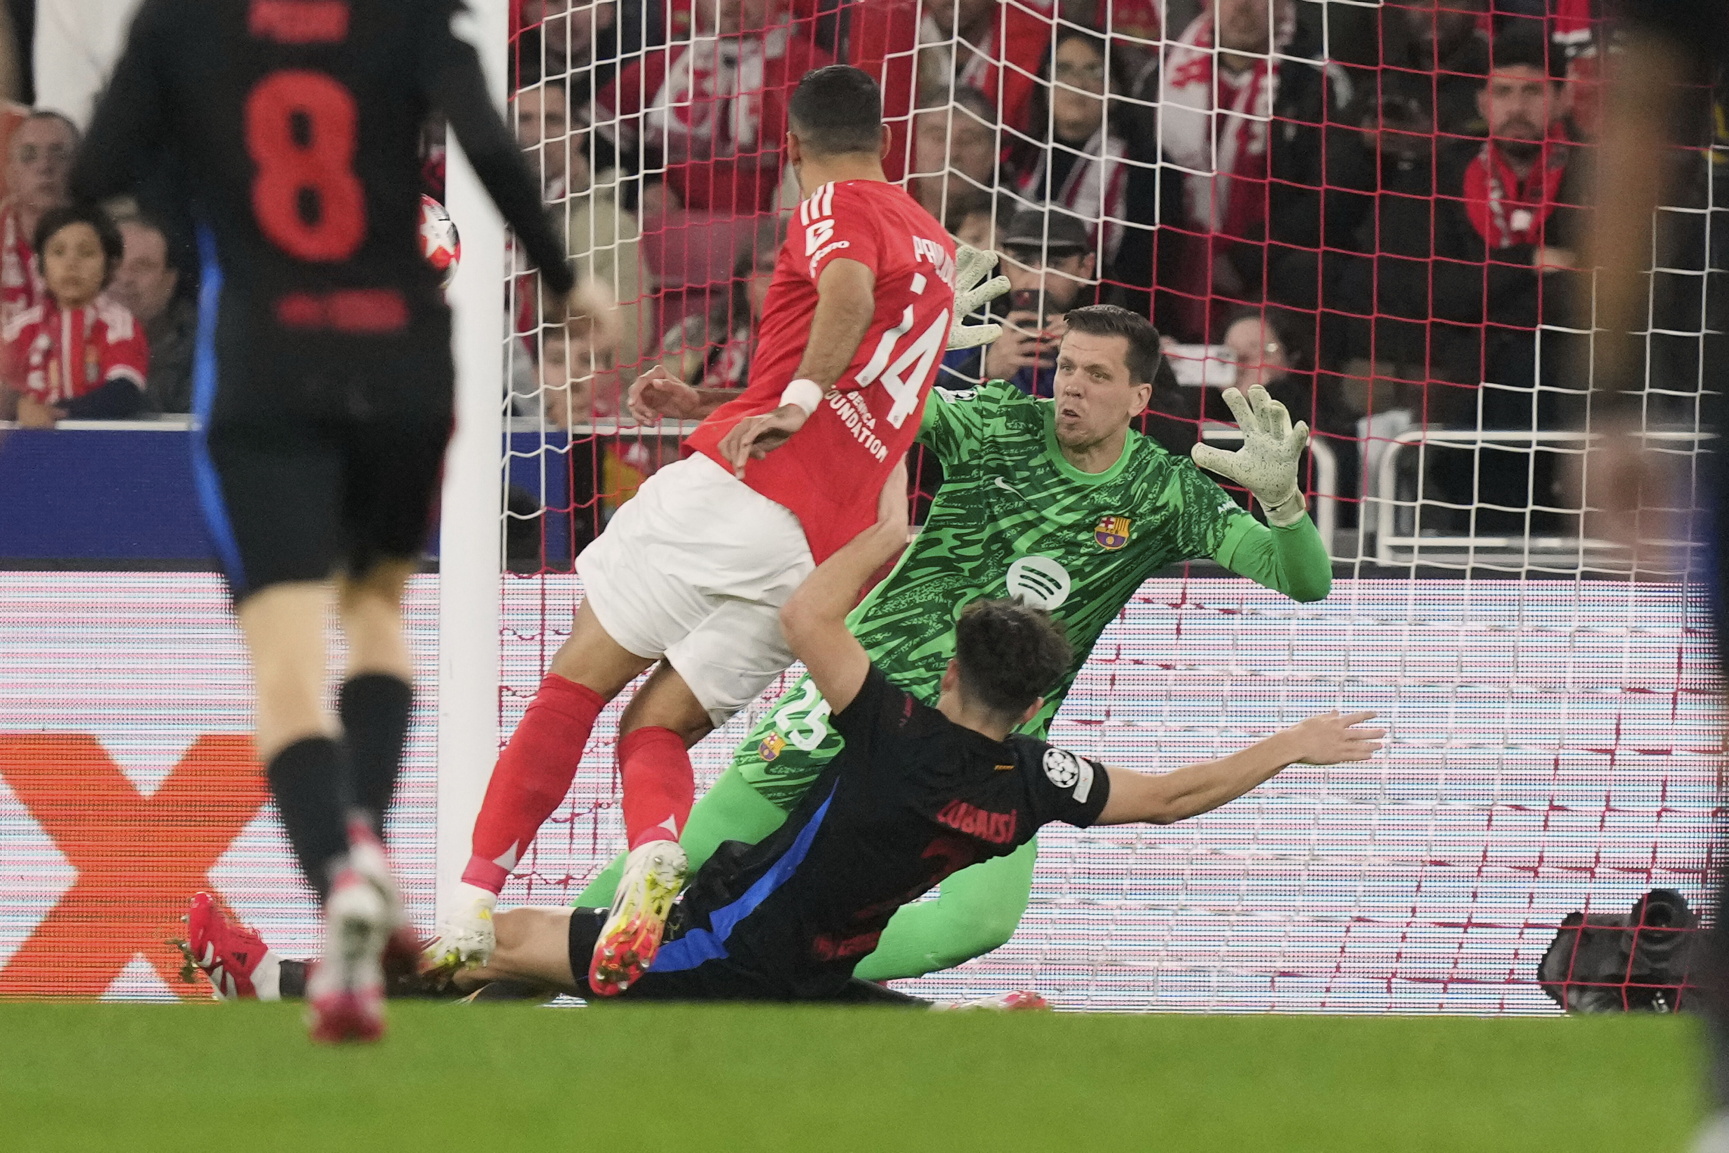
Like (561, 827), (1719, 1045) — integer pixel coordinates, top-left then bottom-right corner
(1094, 515), (1132, 550)
(758, 732), (787, 762)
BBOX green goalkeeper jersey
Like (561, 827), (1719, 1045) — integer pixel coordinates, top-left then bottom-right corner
(737, 379), (1332, 808)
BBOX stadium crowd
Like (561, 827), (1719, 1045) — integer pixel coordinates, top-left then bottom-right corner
(2, 0), (1719, 545)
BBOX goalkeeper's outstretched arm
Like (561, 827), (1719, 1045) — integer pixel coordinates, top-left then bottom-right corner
(1212, 514), (1332, 603)
(1094, 712), (1383, 826)
(1192, 384), (1331, 602)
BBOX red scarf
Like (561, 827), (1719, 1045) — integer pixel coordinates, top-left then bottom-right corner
(1463, 134), (1569, 249)
(1159, 7), (1295, 242)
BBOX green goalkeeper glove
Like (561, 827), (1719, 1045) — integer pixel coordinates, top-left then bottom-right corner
(946, 244), (1011, 351)
(1190, 385), (1310, 527)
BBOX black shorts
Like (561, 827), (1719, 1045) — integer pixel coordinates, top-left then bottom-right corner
(195, 412), (451, 601)
(564, 908), (773, 1001)
(562, 908), (918, 1004)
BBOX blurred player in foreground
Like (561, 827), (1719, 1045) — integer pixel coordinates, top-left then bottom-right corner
(575, 304), (1333, 981)
(69, 0), (576, 1042)
(430, 65), (1007, 995)
(1578, 3), (1729, 1145)
(189, 468), (1381, 1005)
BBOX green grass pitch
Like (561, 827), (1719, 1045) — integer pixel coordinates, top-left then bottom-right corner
(0, 1002), (1704, 1151)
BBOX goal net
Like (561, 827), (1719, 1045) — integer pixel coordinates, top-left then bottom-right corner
(491, 0), (1722, 1012)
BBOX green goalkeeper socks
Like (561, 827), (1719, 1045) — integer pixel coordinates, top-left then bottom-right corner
(853, 839), (1038, 982)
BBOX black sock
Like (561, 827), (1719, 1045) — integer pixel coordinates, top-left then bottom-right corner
(266, 736), (355, 900)
(280, 959), (308, 999)
(338, 674), (414, 834)
(282, 958), (463, 1002)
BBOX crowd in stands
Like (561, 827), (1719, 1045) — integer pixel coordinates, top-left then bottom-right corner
(0, 103), (190, 426)
(497, 0), (1717, 548)
(5, 0), (1719, 549)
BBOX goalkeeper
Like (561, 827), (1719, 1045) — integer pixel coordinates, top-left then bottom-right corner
(573, 302), (1331, 982)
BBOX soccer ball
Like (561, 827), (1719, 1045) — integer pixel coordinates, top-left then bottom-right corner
(419, 194), (461, 289)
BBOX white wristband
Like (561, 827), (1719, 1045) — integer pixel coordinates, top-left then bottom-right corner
(1262, 490), (1307, 528)
(779, 378), (824, 416)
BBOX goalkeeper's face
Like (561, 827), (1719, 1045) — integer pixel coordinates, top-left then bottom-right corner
(1051, 330), (1152, 452)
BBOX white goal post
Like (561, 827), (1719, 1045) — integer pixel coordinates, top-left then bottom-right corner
(435, 0), (510, 922)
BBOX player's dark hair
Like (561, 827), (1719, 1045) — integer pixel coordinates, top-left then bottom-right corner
(33, 203), (124, 287)
(788, 65), (884, 157)
(1489, 22), (1558, 80)
(118, 206), (175, 245)
(953, 598), (1073, 718)
(1063, 304), (1168, 387)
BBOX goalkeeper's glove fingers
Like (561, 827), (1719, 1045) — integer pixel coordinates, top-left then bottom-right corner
(954, 243), (1001, 294)
(1191, 385), (1310, 526)
(948, 316), (1004, 351)
(954, 274), (1011, 323)
(948, 244), (1010, 350)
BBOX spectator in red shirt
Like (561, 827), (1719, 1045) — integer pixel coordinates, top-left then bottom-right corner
(594, 0), (832, 218)
(850, 0), (1054, 181)
(0, 111), (77, 330)
(5, 204), (147, 427)
(1152, 0), (1358, 341)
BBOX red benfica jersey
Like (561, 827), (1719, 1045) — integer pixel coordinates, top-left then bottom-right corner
(5, 298), (149, 406)
(684, 180), (955, 562)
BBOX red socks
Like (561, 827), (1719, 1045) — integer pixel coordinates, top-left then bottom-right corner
(461, 672), (691, 887)
(463, 673), (606, 893)
(618, 726), (694, 850)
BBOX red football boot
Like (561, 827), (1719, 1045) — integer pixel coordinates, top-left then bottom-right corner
(185, 892), (281, 1001)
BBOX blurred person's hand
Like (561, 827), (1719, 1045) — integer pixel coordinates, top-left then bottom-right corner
(1575, 414), (1680, 570)
(983, 310), (1044, 380)
(15, 394), (56, 428)
(640, 181), (680, 218)
(1534, 246), (1576, 272)
(545, 279), (623, 355)
(628, 365), (705, 422)
(540, 282), (571, 326)
(1036, 312), (1068, 365)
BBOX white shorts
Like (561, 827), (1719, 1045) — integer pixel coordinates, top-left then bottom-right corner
(576, 453), (815, 727)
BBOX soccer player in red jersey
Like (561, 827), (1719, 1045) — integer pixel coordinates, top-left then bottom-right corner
(428, 64), (1009, 995)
